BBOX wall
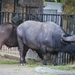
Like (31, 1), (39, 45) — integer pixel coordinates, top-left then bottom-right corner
(43, 2), (63, 25)
(43, 2), (63, 13)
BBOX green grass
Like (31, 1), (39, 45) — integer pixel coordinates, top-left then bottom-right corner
(48, 65), (75, 70)
(0, 57), (75, 70)
(26, 59), (42, 67)
(25, 59), (75, 70)
(0, 60), (19, 64)
(0, 58), (19, 64)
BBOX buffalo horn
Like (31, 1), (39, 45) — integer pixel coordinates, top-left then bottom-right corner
(61, 33), (75, 42)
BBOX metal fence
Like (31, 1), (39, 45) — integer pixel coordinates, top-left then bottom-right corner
(0, 12), (75, 65)
(0, 12), (75, 33)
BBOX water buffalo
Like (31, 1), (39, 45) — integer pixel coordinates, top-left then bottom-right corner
(17, 20), (75, 65)
(0, 22), (43, 64)
(0, 22), (18, 48)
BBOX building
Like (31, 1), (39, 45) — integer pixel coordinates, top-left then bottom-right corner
(0, 0), (44, 23)
(43, 2), (63, 25)
(0, 0), (63, 23)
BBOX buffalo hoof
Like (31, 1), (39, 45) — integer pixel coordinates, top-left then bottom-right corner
(52, 61), (57, 66)
(19, 63), (26, 66)
(43, 60), (47, 65)
(54, 63), (57, 66)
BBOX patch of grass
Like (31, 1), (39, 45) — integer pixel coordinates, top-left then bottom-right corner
(0, 57), (75, 70)
(0, 58), (19, 64)
(26, 59), (75, 70)
(27, 59), (42, 67)
(48, 65), (75, 70)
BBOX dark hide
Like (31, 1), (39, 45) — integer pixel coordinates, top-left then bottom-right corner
(0, 22), (43, 64)
(61, 44), (75, 56)
(0, 22), (18, 48)
(17, 20), (75, 65)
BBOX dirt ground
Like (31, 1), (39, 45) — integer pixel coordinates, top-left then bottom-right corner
(0, 56), (75, 75)
(0, 65), (45, 75)
(0, 64), (75, 75)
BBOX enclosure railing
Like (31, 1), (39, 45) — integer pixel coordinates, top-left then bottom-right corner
(0, 12), (75, 33)
(0, 11), (75, 65)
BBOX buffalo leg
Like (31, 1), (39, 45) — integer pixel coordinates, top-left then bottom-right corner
(23, 46), (29, 63)
(0, 39), (5, 49)
(43, 54), (47, 65)
(41, 46), (47, 65)
(52, 54), (58, 66)
(17, 35), (26, 65)
(36, 50), (43, 60)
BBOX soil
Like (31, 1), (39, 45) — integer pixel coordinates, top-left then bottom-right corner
(0, 56), (75, 75)
(0, 65), (75, 75)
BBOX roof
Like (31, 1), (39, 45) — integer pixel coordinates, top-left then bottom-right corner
(18, 0), (43, 7)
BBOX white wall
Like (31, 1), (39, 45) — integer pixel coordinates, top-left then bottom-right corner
(43, 2), (63, 13)
(42, 2), (63, 26)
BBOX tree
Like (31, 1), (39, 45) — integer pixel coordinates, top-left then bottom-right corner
(63, 0), (75, 14)
(42, 0), (75, 14)
(42, 0), (64, 3)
